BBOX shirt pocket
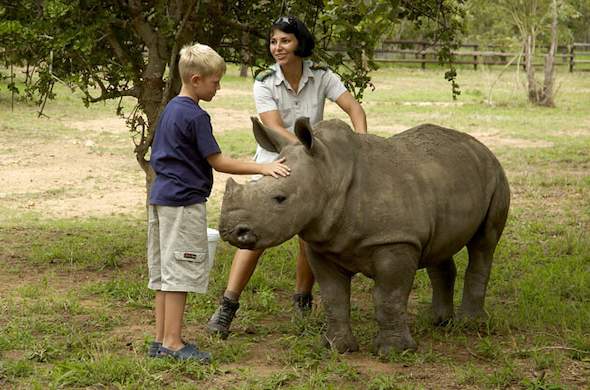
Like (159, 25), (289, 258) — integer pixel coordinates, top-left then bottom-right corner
(301, 96), (320, 111)
(174, 251), (207, 263)
(301, 97), (321, 124)
(277, 101), (294, 123)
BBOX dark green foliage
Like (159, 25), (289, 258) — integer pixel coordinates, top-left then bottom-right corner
(0, 0), (466, 176)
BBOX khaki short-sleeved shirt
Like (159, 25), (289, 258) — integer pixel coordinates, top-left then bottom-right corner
(252, 60), (348, 163)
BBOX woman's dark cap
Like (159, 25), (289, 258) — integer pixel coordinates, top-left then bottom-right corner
(270, 16), (315, 58)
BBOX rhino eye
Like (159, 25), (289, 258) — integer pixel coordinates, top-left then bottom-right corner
(273, 195), (287, 204)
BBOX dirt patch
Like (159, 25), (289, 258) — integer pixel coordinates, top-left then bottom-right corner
(216, 87), (253, 97)
(66, 117), (129, 133)
(471, 131), (554, 149)
(207, 107), (253, 133)
(0, 136), (145, 219)
(401, 101), (466, 107)
(362, 125), (553, 150)
(0, 116), (255, 220)
(551, 129), (590, 138)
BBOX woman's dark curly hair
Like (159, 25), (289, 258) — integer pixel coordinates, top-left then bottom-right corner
(269, 16), (315, 58)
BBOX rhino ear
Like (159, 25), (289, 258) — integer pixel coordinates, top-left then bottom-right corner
(251, 117), (292, 153)
(294, 117), (313, 152)
(225, 177), (238, 196)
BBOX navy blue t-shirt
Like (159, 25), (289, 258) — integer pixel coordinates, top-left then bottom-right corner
(149, 96), (221, 206)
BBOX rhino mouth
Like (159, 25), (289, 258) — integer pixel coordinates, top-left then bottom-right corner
(222, 224), (259, 249)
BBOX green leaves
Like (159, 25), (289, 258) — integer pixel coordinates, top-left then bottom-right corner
(1, 0), (467, 108)
(45, 0), (75, 19)
(1, 0), (467, 169)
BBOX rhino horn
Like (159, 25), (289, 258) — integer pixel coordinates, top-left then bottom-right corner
(251, 117), (293, 153)
(294, 116), (314, 153)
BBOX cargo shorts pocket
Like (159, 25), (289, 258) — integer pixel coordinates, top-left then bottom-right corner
(173, 250), (210, 292)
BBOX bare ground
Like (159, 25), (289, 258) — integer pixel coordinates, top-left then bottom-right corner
(0, 113), (252, 220)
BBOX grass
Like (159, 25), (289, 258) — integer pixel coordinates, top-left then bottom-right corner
(1, 64), (589, 388)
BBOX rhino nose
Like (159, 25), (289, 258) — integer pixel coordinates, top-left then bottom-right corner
(235, 224), (256, 247)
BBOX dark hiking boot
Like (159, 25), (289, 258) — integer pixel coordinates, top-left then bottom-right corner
(207, 297), (240, 339)
(292, 292), (313, 315)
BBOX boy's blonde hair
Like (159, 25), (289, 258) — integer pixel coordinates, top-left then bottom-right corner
(178, 43), (226, 82)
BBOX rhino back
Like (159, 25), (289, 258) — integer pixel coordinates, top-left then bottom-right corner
(310, 124), (508, 268)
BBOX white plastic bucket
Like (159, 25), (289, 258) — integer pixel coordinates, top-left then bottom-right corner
(207, 227), (220, 270)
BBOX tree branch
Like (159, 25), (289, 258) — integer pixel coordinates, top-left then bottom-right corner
(219, 19), (266, 40)
(401, 0), (444, 26)
(85, 86), (139, 103)
(161, 0), (201, 106)
(106, 25), (137, 76)
(127, 0), (160, 46)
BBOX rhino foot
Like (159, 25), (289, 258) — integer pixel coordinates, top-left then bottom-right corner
(432, 313), (454, 327)
(457, 306), (489, 322)
(373, 331), (417, 356)
(322, 331), (359, 353)
(431, 300), (454, 326)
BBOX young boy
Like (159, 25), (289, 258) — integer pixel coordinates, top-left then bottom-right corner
(147, 43), (290, 362)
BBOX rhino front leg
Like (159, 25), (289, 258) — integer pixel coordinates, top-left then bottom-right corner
(372, 246), (418, 355)
(306, 250), (358, 353)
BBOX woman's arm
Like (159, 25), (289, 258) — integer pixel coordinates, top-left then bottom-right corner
(258, 110), (300, 143)
(335, 91), (367, 134)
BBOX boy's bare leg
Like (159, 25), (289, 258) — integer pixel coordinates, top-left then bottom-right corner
(162, 291), (187, 351)
(225, 248), (264, 299)
(155, 290), (165, 342)
(296, 239), (315, 293)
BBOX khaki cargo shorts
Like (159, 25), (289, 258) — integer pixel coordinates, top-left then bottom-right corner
(147, 203), (210, 293)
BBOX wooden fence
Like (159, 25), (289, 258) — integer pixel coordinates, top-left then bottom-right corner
(367, 40), (590, 72)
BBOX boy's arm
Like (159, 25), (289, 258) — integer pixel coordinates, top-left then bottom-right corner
(207, 152), (290, 178)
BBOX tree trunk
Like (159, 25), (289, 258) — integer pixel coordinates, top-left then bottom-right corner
(525, 33), (539, 103)
(136, 72), (165, 199)
(540, 0), (558, 107)
(240, 32), (250, 78)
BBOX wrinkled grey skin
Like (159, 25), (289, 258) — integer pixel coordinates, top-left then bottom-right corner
(220, 117), (510, 355)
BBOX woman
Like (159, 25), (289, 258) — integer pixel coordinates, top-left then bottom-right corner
(207, 15), (367, 339)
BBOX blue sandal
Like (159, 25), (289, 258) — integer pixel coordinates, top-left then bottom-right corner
(148, 341), (162, 357)
(149, 339), (189, 358)
(158, 343), (211, 363)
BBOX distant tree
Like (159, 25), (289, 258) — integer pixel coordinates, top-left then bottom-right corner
(499, 0), (561, 106)
(465, 0), (584, 107)
(464, 1), (520, 48)
(565, 0), (590, 42)
(0, 0), (465, 189)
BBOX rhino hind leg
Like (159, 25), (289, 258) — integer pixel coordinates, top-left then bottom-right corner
(427, 257), (457, 325)
(459, 242), (495, 320)
(459, 184), (509, 320)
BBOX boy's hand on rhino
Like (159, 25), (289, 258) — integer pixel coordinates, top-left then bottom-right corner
(262, 157), (290, 178)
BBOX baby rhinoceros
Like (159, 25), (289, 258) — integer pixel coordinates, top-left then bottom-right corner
(219, 117), (510, 355)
